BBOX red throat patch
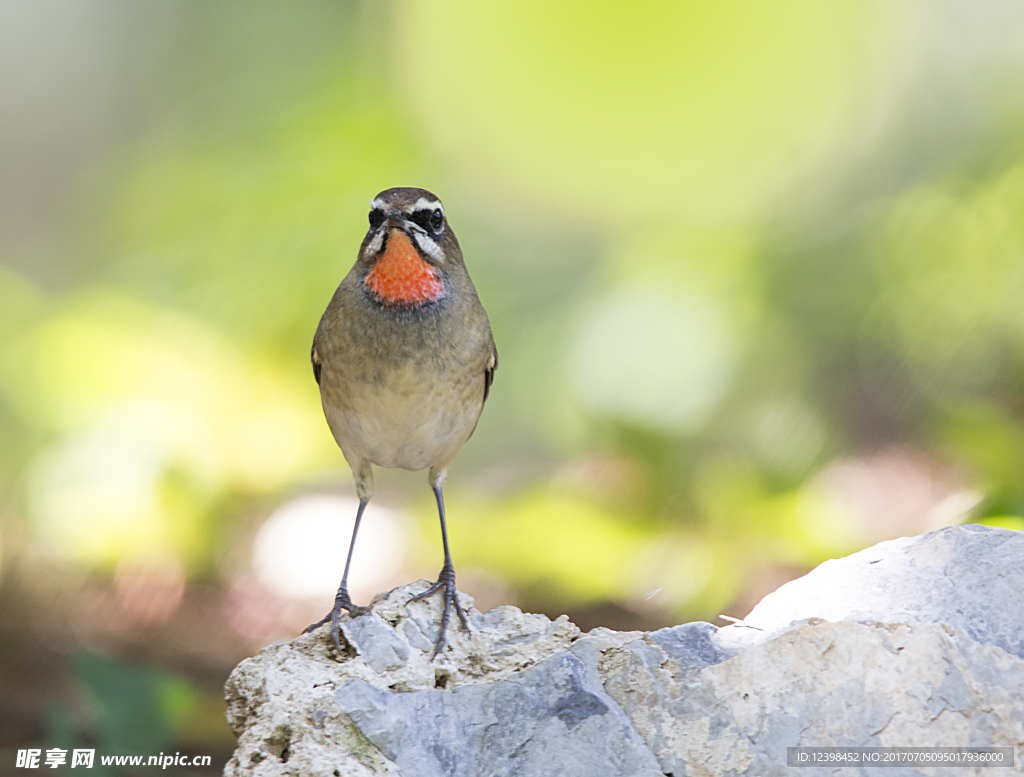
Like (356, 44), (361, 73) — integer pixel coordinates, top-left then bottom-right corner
(364, 231), (445, 305)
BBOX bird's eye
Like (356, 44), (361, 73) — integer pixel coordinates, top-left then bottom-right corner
(369, 209), (385, 229)
(429, 209), (443, 231)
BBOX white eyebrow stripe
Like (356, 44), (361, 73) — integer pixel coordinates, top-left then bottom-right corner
(370, 195), (443, 216)
(411, 197), (443, 213)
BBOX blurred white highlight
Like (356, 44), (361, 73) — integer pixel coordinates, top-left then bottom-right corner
(251, 495), (407, 602)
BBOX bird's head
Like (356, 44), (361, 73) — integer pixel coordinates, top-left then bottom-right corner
(358, 187), (461, 306)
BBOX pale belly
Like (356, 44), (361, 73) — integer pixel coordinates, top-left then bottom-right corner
(321, 363), (482, 472)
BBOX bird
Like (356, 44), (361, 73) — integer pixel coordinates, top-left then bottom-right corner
(303, 187), (497, 659)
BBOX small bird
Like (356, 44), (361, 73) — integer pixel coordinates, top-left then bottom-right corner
(303, 187), (497, 659)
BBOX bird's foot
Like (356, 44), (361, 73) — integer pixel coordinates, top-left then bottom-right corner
(302, 587), (369, 652)
(408, 564), (470, 660)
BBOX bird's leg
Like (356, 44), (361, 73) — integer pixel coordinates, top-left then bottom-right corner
(408, 485), (470, 659)
(303, 499), (370, 652)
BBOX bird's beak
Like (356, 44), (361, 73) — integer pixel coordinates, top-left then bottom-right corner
(385, 209), (413, 231)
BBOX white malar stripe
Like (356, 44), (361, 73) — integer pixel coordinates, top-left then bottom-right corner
(413, 232), (444, 263)
(411, 197), (443, 214)
(366, 228), (385, 255)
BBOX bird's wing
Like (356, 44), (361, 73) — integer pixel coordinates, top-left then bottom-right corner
(483, 348), (497, 404)
(311, 342), (322, 386)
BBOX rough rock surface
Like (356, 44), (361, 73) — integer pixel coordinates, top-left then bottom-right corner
(224, 525), (1024, 776)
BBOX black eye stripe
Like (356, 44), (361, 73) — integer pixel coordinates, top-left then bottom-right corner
(409, 209), (443, 231)
(369, 205), (443, 233)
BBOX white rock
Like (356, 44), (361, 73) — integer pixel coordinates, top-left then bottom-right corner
(738, 524), (1024, 657)
(224, 526), (1024, 776)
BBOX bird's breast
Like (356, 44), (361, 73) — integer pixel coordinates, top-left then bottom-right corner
(320, 359), (483, 472)
(314, 261), (493, 472)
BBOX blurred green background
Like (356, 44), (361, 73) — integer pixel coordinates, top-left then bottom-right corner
(3, 0), (1024, 770)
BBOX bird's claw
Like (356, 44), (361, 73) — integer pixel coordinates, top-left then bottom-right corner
(303, 588), (368, 653)
(408, 564), (470, 660)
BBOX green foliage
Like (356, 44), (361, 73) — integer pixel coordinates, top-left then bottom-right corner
(2, 1), (1023, 631)
(42, 651), (233, 771)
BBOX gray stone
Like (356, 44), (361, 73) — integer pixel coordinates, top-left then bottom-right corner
(225, 526), (1024, 776)
(648, 620), (744, 674)
(598, 619), (1024, 777)
(333, 651), (662, 777)
(342, 613), (411, 674)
